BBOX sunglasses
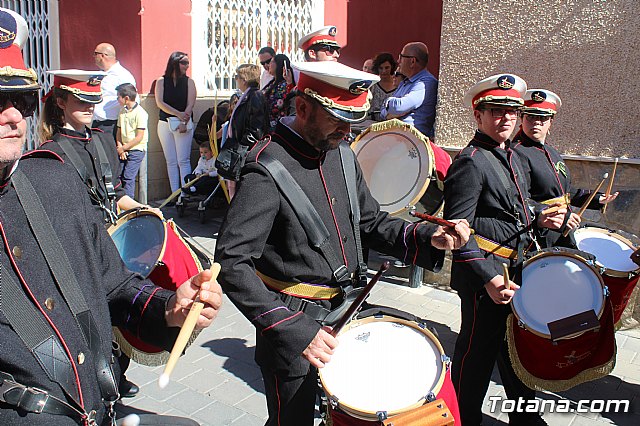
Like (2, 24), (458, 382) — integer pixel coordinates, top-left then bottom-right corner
(93, 51), (108, 56)
(260, 58), (272, 66)
(179, 60), (190, 65)
(523, 114), (552, 122)
(0, 91), (38, 117)
(482, 107), (519, 118)
(314, 44), (340, 54)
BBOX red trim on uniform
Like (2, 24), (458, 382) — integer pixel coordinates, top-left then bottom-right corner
(456, 293), (478, 400)
(412, 222), (421, 264)
(275, 374), (282, 426)
(261, 311), (303, 335)
(523, 100), (557, 111)
(137, 288), (161, 336)
(507, 150), (532, 226)
(472, 88), (522, 108)
(0, 222), (86, 409)
(274, 132), (322, 161)
(22, 149), (64, 163)
(318, 159), (349, 268)
(2, 44), (28, 70)
(53, 76), (101, 95)
(254, 137), (273, 163)
(297, 72), (370, 110)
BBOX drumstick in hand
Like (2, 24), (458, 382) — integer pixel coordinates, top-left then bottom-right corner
(159, 262), (221, 388)
(562, 173), (608, 237)
(502, 263), (510, 291)
(602, 158), (618, 215)
(409, 211), (475, 235)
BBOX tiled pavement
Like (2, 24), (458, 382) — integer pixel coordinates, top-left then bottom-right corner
(116, 204), (640, 425)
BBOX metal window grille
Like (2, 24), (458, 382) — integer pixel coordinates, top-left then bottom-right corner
(193, 0), (317, 95)
(0, 0), (56, 149)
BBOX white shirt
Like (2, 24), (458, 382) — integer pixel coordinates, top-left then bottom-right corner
(93, 61), (137, 121)
(260, 69), (274, 90)
(193, 156), (218, 177)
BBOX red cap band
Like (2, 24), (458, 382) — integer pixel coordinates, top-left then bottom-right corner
(472, 87), (523, 108)
(297, 72), (369, 110)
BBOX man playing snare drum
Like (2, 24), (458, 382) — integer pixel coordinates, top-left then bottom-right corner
(444, 74), (569, 426)
(215, 61), (471, 425)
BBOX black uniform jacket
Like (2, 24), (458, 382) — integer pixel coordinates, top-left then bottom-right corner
(444, 131), (540, 292)
(215, 119), (444, 374)
(0, 153), (179, 425)
(512, 130), (598, 209)
(41, 127), (125, 216)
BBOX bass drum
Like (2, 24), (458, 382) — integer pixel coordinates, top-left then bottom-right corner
(351, 119), (444, 220)
(108, 208), (206, 366)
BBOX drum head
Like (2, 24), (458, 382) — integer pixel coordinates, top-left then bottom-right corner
(108, 211), (165, 278)
(352, 120), (434, 216)
(513, 253), (604, 337)
(320, 317), (444, 418)
(574, 227), (638, 273)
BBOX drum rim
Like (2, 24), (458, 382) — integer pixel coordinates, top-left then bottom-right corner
(319, 315), (447, 420)
(351, 119), (435, 216)
(512, 251), (606, 339)
(107, 208), (168, 279)
(573, 227), (640, 277)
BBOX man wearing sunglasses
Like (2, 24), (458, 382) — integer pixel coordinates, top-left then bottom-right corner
(298, 25), (341, 62)
(92, 42), (136, 139)
(0, 8), (223, 425)
(258, 46), (276, 89)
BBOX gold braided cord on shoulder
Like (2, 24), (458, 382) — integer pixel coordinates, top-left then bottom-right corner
(506, 314), (615, 392)
(303, 87), (371, 112)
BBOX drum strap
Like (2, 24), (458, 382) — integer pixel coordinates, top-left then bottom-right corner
(258, 152), (350, 282)
(93, 132), (118, 220)
(11, 169), (120, 409)
(338, 143), (368, 286)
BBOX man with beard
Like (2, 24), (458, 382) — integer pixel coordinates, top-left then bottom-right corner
(215, 61), (471, 425)
(0, 8), (223, 425)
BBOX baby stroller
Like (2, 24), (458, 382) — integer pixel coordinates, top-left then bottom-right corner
(175, 101), (230, 223)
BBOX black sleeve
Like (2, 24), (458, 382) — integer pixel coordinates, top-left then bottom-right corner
(444, 155), (498, 290)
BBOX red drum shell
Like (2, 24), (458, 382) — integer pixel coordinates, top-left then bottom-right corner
(109, 210), (203, 366)
(506, 301), (616, 392)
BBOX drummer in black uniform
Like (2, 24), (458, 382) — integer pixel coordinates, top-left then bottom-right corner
(39, 70), (155, 225)
(0, 7), (222, 425)
(444, 74), (569, 426)
(215, 61), (471, 426)
(38, 70), (161, 397)
(512, 89), (618, 247)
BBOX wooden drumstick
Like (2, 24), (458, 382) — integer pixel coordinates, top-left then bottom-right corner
(562, 173), (608, 237)
(159, 262), (221, 388)
(159, 175), (205, 208)
(541, 204), (564, 215)
(602, 158), (618, 215)
(409, 211), (476, 235)
(502, 263), (510, 291)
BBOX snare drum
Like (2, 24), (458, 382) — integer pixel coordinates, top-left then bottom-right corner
(351, 119), (445, 219)
(573, 226), (640, 324)
(507, 251), (615, 391)
(108, 209), (204, 366)
(320, 314), (459, 425)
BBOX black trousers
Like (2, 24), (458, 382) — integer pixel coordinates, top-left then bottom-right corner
(261, 366), (318, 426)
(451, 286), (536, 426)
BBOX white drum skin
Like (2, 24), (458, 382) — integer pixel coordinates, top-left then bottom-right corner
(574, 227), (639, 277)
(319, 316), (446, 420)
(512, 252), (605, 338)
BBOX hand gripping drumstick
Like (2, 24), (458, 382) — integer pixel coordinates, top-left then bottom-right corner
(562, 173), (608, 237)
(602, 158), (618, 215)
(409, 211), (475, 235)
(159, 262), (221, 388)
(502, 263), (511, 291)
(330, 261), (390, 337)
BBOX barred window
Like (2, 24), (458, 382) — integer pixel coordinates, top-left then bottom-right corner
(192, 0), (318, 95)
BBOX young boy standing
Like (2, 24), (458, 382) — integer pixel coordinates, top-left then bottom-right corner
(116, 83), (148, 199)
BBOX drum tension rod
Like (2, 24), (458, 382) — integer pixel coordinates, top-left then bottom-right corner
(376, 411), (389, 421)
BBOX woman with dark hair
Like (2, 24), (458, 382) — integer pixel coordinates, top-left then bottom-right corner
(155, 51), (197, 196)
(262, 53), (295, 132)
(369, 52), (398, 121)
